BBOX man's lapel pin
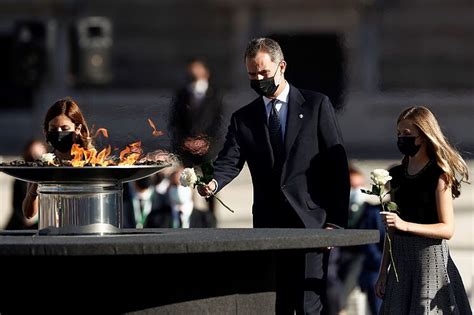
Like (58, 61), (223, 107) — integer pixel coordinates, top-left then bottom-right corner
(299, 114), (303, 119)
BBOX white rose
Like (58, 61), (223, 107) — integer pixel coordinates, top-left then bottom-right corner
(40, 153), (57, 165)
(180, 168), (198, 187)
(370, 169), (392, 186)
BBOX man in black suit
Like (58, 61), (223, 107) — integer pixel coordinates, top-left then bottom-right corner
(198, 38), (350, 314)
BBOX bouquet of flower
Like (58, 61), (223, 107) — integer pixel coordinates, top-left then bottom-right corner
(179, 161), (234, 213)
(361, 169), (399, 282)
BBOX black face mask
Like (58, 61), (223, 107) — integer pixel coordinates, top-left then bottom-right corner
(397, 136), (421, 157)
(250, 67), (280, 97)
(46, 131), (76, 153)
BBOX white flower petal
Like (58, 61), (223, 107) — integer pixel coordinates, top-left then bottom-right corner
(180, 168), (197, 187)
(40, 153), (57, 165)
(371, 169), (391, 185)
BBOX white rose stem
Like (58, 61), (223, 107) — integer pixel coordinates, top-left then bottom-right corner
(379, 183), (399, 283)
(212, 195), (234, 213)
(196, 180), (234, 213)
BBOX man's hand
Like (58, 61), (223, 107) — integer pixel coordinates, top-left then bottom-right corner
(197, 180), (217, 198)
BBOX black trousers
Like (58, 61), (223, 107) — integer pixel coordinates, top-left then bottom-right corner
(270, 190), (330, 314)
(275, 250), (330, 315)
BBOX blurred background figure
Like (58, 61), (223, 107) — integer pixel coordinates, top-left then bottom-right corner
(326, 163), (385, 315)
(167, 168), (194, 228)
(5, 139), (47, 230)
(167, 167), (216, 228)
(352, 166), (385, 315)
(168, 58), (224, 167)
(168, 59), (225, 218)
(122, 174), (171, 229)
(123, 166), (216, 229)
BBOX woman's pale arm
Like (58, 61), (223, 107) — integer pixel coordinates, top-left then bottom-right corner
(22, 182), (39, 219)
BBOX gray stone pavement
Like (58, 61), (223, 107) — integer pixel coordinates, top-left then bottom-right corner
(214, 160), (474, 306)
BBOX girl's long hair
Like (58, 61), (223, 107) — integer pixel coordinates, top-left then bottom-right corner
(398, 106), (469, 198)
(43, 98), (92, 149)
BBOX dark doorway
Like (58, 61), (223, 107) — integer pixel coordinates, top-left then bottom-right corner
(269, 34), (346, 111)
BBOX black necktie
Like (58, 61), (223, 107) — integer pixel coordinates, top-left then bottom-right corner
(268, 99), (284, 169)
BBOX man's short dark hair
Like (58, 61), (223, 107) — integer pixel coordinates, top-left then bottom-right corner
(244, 38), (284, 62)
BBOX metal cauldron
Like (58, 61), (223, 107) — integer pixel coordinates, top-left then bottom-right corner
(0, 164), (171, 235)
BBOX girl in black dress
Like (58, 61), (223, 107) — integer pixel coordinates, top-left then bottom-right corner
(376, 106), (471, 314)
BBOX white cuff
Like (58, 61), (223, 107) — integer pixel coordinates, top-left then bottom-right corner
(211, 179), (219, 194)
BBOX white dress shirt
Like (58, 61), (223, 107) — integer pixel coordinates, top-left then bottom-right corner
(263, 81), (290, 142)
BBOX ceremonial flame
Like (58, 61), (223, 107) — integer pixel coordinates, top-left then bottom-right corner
(70, 141), (144, 167)
(70, 144), (114, 167)
(147, 118), (164, 137)
(93, 146), (113, 166)
(68, 125), (146, 167)
(70, 144), (87, 167)
(118, 141), (143, 166)
(94, 128), (109, 138)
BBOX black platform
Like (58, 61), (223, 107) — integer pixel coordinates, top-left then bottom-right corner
(0, 228), (379, 314)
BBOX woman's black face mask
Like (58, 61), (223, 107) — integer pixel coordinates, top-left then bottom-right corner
(397, 136), (421, 157)
(46, 131), (76, 153)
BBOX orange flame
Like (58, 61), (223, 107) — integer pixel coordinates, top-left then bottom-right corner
(94, 128), (109, 138)
(118, 141), (143, 166)
(147, 118), (164, 137)
(70, 144), (114, 167)
(88, 146), (113, 166)
(70, 144), (87, 167)
(69, 133), (144, 167)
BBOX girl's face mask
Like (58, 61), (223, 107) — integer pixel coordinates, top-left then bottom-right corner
(397, 136), (421, 157)
(46, 131), (77, 153)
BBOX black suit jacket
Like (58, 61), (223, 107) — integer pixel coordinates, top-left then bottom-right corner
(213, 85), (349, 228)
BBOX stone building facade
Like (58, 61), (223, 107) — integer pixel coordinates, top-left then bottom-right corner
(0, 0), (472, 158)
